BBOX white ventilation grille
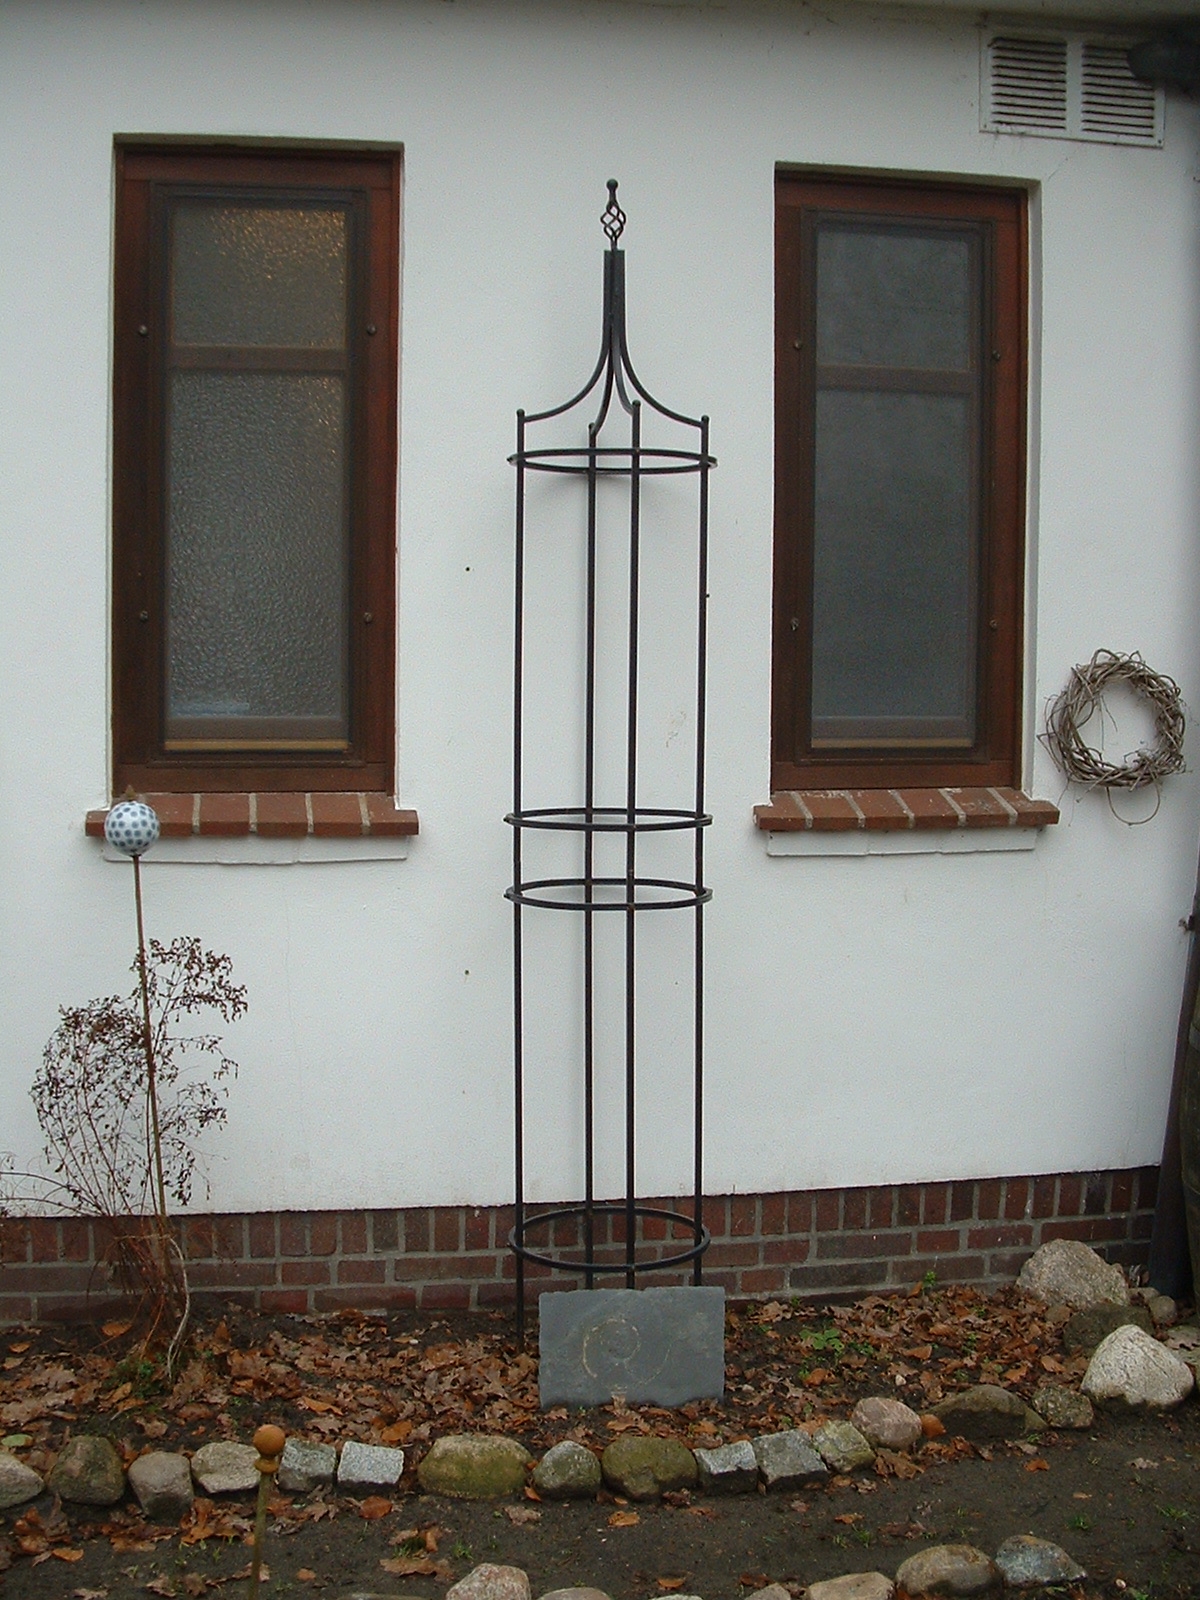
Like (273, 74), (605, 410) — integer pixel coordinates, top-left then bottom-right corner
(988, 37), (1069, 134)
(1081, 44), (1160, 144)
(983, 33), (1163, 147)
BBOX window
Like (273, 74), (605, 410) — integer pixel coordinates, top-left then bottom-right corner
(772, 174), (1026, 794)
(112, 143), (399, 795)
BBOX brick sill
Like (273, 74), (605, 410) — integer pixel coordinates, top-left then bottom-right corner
(86, 792), (419, 841)
(755, 787), (1059, 833)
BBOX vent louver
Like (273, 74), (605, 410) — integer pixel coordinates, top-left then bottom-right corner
(983, 33), (1163, 147)
(988, 37), (1068, 133)
(1081, 44), (1160, 143)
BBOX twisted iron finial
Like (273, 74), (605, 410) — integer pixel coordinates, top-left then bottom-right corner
(601, 179), (625, 247)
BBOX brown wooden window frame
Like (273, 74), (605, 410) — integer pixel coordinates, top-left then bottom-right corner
(112, 141), (400, 796)
(772, 172), (1027, 794)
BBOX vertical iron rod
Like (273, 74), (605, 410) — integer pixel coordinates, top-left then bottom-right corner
(624, 402), (642, 1286)
(693, 416), (711, 1281)
(513, 409), (527, 1338)
(584, 419), (599, 1286)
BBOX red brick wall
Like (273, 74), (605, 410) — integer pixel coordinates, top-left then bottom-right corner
(0, 1165), (1158, 1323)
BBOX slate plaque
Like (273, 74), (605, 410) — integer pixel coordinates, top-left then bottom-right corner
(538, 1285), (725, 1408)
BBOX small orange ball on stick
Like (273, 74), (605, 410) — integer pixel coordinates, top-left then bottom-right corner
(254, 1424), (286, 1462)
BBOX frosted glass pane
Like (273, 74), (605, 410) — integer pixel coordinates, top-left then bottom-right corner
(172, 203), (347, 347)
(816, 226), (971, 370)
(166, 372), (348, 740)
(812, 389), (975, 743)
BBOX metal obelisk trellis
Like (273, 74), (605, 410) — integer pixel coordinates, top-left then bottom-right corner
(506, 183), (715, 1334)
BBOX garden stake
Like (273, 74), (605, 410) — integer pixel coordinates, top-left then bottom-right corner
(249, 1424), (285, 1599)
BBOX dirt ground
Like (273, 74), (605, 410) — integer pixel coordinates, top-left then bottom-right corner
(1, 1291), (1198, 1600)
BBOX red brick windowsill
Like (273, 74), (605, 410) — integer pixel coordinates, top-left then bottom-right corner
(86, 793), (419, 840)
(754, 787), (1059, 832)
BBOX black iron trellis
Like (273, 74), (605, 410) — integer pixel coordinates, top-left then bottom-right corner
(506, 183), (715, 1335)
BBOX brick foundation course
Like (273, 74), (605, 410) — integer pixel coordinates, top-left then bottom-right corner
(0, 1166), (1158, 1323)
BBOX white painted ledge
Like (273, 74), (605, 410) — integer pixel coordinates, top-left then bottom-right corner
(100, 836), (410, 866)
(764, 827), (1039, 856)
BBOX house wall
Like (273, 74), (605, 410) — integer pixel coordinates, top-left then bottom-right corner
(2, 1), (1200, 1244)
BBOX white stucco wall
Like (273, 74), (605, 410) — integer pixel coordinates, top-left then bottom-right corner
(2, 0), (1200, 1214)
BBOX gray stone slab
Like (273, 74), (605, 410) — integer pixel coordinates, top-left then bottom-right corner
(279, 1438), (337, 1494)
(694, 1439), (758, 1494)
(751, 1429), (828, 1490)
(337, 1439), (405, 1491)
(538, 1286), (724, 1408)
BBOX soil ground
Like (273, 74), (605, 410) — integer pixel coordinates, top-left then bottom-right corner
(1, 1292), (1198, 1600)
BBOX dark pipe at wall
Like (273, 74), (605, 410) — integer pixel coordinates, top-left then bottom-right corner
(1129, 33), (1200, 95)
(1134, 23), (1200, 1297)
(1147, 859), (1200, 1299)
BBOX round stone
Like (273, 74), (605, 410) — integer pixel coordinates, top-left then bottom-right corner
(1082, 1324), (1195, 1408)
(104, 799), (160, 857)
(896, 1544), (1000, 1596)
(850, 1396), (922, 1451)
(46, 1433), (124, 1505)
(417, 1435), (533, 1498)
(600, 1435), (697, 1500)
(531, 1440), (601, 1499)
(995, 1534), (1086, 1588)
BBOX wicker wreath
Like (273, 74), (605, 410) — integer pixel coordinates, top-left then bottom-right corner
(1042, 649), (1186, 790)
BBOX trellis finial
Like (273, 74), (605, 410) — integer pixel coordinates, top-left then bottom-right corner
(601, 179), (625, 247)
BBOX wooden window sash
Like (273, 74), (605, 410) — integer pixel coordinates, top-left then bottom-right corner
(772, 174), (1026, 794)
(112, 142), (399, 796)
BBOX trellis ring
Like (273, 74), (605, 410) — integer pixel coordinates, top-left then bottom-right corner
(1043, 649), (1185, 790)
(104, 799), (161, 856)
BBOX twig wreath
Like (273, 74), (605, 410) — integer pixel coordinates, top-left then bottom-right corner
(1042, 649), (1185, 791)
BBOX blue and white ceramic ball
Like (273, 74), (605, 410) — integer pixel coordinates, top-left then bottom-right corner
(104, 799), (160, 857)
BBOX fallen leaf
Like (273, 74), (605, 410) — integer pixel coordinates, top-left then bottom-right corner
(379, 1556), (451, 1579)
(379, 1420), (411, 1445)
(53, 1548), (85, 1562)
(740, 1575), (770, 1590)
(181, 1576), (207, 1597)
(833, 1513), (861, 1525)
(358, 1497), (393, 1520)
(297, 1572), (317, 1583)
(72, 1590), (109, 1599)
(1023, 1458), (1050, 1473)
(524, 1484), (542, 1502)
(144, 1579), (176, 1598)
(1073, 1493), (1092, 1501)
(102, 1319), (134, 1340)
(608, 1510), (640, 1527)
(8, 1342), (31, 1353)
(657, 1579), (687, 1591)
(919, 1413), (945, 1438)
(504, 1506), (541, 1525)
(227, 1564), (269, 1582)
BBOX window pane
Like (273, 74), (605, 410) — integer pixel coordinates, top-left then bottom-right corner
(816, 226), (972, 370)
(165, 372), (349, 746)
(171, 202), (347, 348)
(811, 389), (975, 746)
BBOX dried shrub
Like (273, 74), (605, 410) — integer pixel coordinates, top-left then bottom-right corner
(2, 937), (245, 1354)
